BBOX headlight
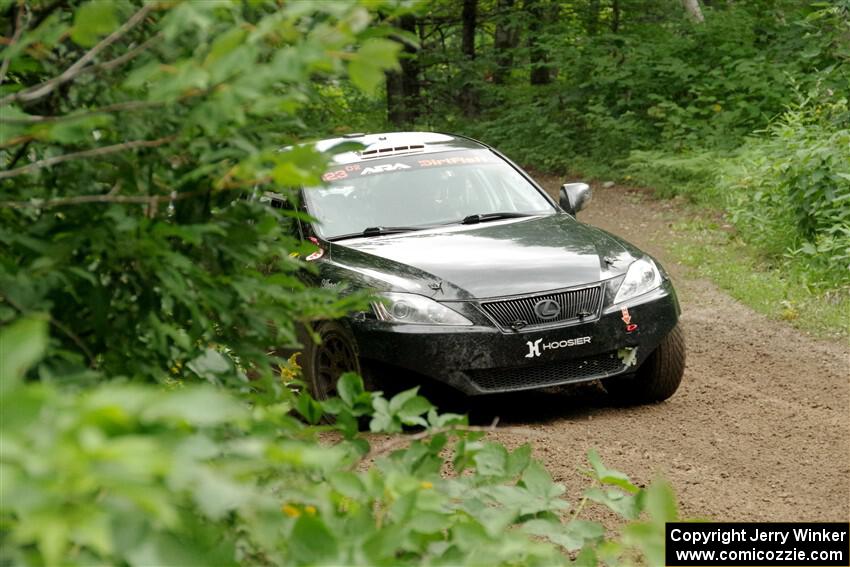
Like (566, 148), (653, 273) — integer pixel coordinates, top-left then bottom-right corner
(613, 257), (663, 304)
(371, 293), (472, 325)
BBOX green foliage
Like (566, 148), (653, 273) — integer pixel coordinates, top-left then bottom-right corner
(626, 87), (850, 292)
(0, 0), (399, 382)
(425, 1), (848, 166)
(0, 315), (48, 389)
(724, 91), (850, 286)
(71, 1), (121, 47)
(623, 150), (722, 203)
(1, 322), (679, 566)
(349, 38), (403, 94)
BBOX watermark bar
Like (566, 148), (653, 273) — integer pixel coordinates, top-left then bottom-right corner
(666, 522), (849, 566)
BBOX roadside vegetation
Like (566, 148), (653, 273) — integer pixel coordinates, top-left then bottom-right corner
(1, 0), (846, 565)
(623, 91), (850, 338)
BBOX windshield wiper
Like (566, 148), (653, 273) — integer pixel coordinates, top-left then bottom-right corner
(460, 212), (534, 225)
(328, 214), (538, 241)
(328, 226), (425, 241)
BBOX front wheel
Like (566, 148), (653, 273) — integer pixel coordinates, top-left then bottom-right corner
(604, 324), (686, 404)
(300, 321), (361, 400)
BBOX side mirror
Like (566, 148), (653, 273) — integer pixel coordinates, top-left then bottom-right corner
(260, 190), (290, 210)
(559, 182), (592, 215)
(258, 190), (302, 238)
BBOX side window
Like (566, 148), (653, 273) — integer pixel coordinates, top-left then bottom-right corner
(260, 190), (303, 239)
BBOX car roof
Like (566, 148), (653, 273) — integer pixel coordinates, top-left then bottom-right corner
(314, 132), (488, 165)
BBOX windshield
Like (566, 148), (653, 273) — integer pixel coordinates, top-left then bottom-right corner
(303, 150), (555, 239)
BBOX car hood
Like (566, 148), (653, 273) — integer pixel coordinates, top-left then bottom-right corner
(324, 214), (638, 300)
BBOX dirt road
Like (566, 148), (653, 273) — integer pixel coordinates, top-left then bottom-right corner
(471, 179), (850, 522)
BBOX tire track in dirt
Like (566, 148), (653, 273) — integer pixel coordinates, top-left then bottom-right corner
(476, 179), (850, 522)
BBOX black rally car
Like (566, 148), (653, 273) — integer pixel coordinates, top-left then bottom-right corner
(283, 132), (685, 404)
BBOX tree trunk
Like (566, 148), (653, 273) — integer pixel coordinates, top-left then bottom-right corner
(386, 14), (420, 128)
(586, 0), (601, 35)
(459, 0), (479, 115)
(611, 0), (621, 33)
(461, 0), (477, 60)
(527, 0), (551, 85)
(493, 0), (516, 84)
(681, 0), (705, 23)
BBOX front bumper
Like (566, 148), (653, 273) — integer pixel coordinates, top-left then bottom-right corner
(351, 280), (680, 395)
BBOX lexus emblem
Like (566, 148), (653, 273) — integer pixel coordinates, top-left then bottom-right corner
(533, 299), (561, 319)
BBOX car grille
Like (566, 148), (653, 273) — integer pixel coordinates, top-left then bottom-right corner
(478, 285), (603, 330)
(467, 352), (625, 393)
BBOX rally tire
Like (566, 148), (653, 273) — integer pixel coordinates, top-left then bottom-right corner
(300, 321), (362, 401)
(605, 324), (686, 404)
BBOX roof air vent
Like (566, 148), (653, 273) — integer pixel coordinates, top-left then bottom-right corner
(359, 144), (425, 159)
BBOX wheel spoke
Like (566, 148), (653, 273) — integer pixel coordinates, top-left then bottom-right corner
(310, 329), (359, 400)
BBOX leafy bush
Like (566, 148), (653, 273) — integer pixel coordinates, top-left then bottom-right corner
(623, 88), (850, 293)
(724, 91), (850, 286)
(428, 1), (848, 167)
(0, 0), (399, 382)
(1, 317), (679, 566)
(623, 150), (723, 203)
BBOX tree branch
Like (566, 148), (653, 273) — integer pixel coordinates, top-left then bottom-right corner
(0, 3), (155, 107)
(97, 32), (162, 72)
(0, 1), (30, 86)
(0, 136), (175, 180)
(5, 138), (31, 169)
(0, 134), (35, 150)
(0, 86), (208, 125)
(0, 187), (208, 209)
(0, 100), (162, 124)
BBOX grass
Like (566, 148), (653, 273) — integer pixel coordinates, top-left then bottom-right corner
(667, 218), (848, 341)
